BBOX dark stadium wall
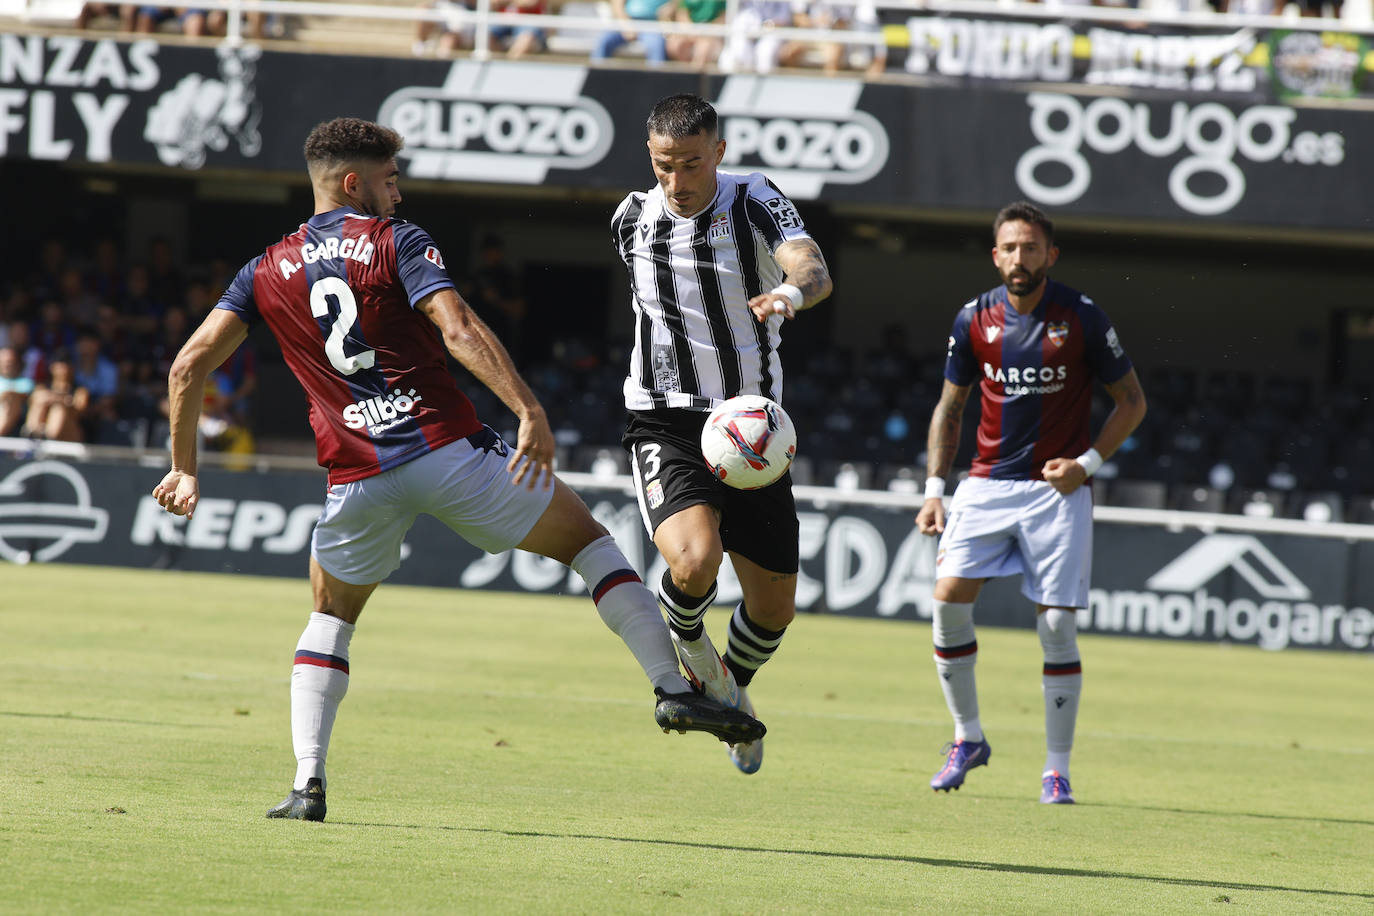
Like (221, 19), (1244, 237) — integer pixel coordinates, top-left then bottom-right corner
(4, 158), (1356, 394)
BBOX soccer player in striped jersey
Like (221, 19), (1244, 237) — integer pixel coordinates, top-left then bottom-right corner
(916, 201), (1147, 804)
(151, 117), (763, 822)
(611, 94), (834, 774)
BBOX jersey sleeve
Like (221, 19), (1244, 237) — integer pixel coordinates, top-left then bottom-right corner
(943, 302), (978, 386)
(215, 255), (264, 324)
(611, 193), (640, 260)
(1080, 296), (1133, 384)
(392, 221), (455, 308)
(742, 173), (811, 254)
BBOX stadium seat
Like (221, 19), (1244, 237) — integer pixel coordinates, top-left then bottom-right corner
(1107, 479), (1167, 509)
(1291, 491), (1344, 524)
(1230, 488), (1286, 518)
(1170, 485), (1225, 513)
(1347, 496), (1374, 525)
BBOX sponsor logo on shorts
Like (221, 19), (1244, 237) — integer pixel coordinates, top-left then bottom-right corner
(646, 478), (665, 510)
(342, 388), (423, 436)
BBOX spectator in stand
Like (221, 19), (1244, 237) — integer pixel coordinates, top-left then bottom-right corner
(31, 238), (68, 304)
(210, 341), (258, 429)
(86, 237), (126, 307)
(120, 263), (166, 341)
(131, 5), (226, 36)
(23, 349), (89, 442)
(72, 331), (121, 435)
(592, 0), (674, 65)
(59, 265), (103, 330)
(487, 0), (548, 58)
(806, 0), (885, 76)
(6, 321), (46, 384)
(32, 299), (79, 357)
(76, 3), (139, 31)
(146, 236), (187, 311)
(0, 346), (35, 437)
(718, 0), (806, 74)
(666, 0), (726, 69)
(414, 0), (474, 56)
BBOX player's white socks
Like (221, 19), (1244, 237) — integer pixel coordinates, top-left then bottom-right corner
(290, 611), (354, 791)
(657, 570), (717, 643)
(932, 600), (983, 743)
(1038, 608), (1082, 780)
(723, 602), (786, 688)
(573, 535), (690, 694)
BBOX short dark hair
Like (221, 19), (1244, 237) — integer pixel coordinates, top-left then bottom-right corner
(304, 118), (404, 171)
(993, 201), (1054, 246)
(646, 94), (717, 140)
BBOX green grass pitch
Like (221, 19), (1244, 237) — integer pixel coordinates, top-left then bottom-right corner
(2, 564), (1371, 913)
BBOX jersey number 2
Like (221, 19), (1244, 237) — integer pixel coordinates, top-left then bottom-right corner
(311, 276), (376, 376)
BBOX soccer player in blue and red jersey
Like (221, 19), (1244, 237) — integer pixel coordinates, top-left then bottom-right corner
(915, 201), (1147, 804)
(151, 117), (762, 822)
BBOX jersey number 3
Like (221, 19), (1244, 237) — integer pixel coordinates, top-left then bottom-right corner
(311, 276), (376, 376)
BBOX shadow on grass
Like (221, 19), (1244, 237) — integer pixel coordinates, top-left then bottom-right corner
(1083, 800), (1374, 829)
(0, 710), (211, 728)
(331, 822), (1373, 901)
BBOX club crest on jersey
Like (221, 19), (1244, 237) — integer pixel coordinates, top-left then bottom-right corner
(1047, 322), (1069, 347)
(645, 478), (665, 510)
(708, 213), (731, 242)
(424, 246), (445, 269)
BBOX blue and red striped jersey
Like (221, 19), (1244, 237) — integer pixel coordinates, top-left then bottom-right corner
(944, 279), (1132, 481)
(217, 206), (482, 484)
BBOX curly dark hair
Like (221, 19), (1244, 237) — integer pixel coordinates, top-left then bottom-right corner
(646, 94), (717, 140)
(993, 200), (1054, 246)
(303, 118), (404, 170)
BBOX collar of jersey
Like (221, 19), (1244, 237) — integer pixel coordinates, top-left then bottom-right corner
(659, 182), (724, 222)
(308, 205), (365, 228)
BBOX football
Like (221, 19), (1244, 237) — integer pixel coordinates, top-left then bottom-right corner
(700, 395), (797, 490)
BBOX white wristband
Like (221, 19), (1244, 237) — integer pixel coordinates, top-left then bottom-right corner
(1075, 447), (1104, 477)
(770, 283), (804, 311)
(924, 477), (946, 500)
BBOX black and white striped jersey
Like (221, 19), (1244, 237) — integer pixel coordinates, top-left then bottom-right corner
(611, 171), (812, 412)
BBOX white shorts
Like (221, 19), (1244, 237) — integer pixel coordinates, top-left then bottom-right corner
(935, 476), (1093, 608)
(311, 429), (554, 585)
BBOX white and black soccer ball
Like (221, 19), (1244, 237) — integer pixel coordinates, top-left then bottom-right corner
(700, 395), (797, 490)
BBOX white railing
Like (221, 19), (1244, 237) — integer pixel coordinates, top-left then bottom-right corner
(4, 435), (1371, 540)
(11, 0), (1374, 58)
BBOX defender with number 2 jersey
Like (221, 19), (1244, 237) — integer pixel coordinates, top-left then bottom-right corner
(217, 206), (482, 484)
(945, 279), (1133, 481)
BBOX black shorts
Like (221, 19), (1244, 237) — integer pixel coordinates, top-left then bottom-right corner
(622, 408), (799, 574)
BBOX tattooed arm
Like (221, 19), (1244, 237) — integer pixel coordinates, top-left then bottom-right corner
(916, 380), (972, 535)
(749, 238), (834, 321)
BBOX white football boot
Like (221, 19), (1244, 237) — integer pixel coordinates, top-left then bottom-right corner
(671, 630), (763, 774)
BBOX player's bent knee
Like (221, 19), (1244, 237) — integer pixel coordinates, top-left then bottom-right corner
(517, 480), (608, 565)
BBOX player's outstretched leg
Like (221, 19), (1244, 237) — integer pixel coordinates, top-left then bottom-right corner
(570, 535), (764, 741)
(652, 688), (765, 743)
(266, 777), (327, 821)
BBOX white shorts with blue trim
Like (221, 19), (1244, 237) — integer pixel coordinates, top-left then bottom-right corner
(935, 476), (1093, 608)
(311, 429), (554, 586)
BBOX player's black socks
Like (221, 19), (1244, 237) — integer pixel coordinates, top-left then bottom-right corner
(724, 603), (786, 688)
(658, 570), (716, 641)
